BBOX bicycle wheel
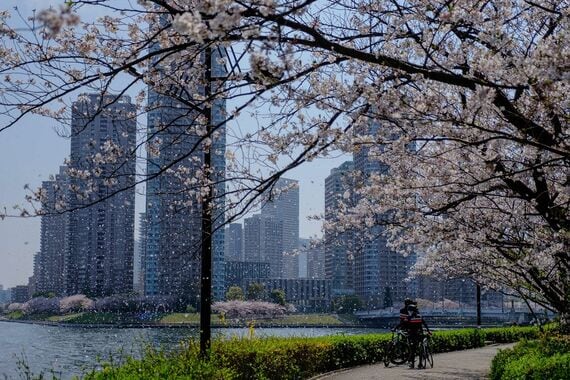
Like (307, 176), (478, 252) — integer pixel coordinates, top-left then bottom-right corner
(425, 342), (434, 368)
(391, 338), (409, 365)
(383, 343), (392, 367)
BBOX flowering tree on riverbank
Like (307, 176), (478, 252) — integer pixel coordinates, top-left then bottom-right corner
(0, 0), (567, 331)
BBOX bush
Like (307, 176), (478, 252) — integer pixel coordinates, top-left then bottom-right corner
(84, 326), (542, 379)
(226, 286), (245, 301)
(212, 301), (287, 320)
(332, 295), (362, 314)
(490, 336), (570, 380)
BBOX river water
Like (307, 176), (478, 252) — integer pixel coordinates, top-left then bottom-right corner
(0, 321), (386, 379)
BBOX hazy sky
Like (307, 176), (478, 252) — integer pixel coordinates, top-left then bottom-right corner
(0, 1), (350, 288)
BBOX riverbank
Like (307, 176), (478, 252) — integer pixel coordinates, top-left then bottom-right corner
(0, 312), (366, 329)
(0, 321), (388, 379)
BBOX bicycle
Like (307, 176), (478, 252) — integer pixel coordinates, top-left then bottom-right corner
(417, 333), (434, 369)
(383, 329), (410, 367)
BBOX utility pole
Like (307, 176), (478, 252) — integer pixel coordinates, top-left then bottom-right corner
(200, 45), (213, 358)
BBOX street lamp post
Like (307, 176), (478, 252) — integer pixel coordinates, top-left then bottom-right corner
(476, 283), (482, 326)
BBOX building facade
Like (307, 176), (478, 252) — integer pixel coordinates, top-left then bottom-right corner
(353, 122), (414, 308)
(0, 285), (11, 305)
(224, 260), (271, 293)
(35, 166), (69, 296)
(244, 278), (332, 311)
(324, 161), (355, 296)
(261, 178), (299, 278)
(66, 94), (136, 297)
(244, 214), (283, 277)
(144, 50), (226, 302)
(10, 285), (30, 303)
(305, 239), (325, 280)
(224, 223), (244, 261)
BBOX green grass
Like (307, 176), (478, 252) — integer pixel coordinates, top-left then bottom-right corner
(64, 312), (122, 324)
(6, 310), (24, 320)
(254, 313), (344, 326)
(158, 313), (346, 326)
(491, 335), (570, 379)
(47, 313), (85, 322)
(159, 313), (203, 324)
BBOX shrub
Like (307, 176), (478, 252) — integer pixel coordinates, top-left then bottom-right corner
(490, 336), (570, 380)
(185, 305), (197, 313)
(269, 289), (286, 306)
(483, 326), (541, 343)
(83, 326), (543, 379)
(226, 286), (245, 301)
(212, 301), (287, 320)
(332, 295), (362, 314)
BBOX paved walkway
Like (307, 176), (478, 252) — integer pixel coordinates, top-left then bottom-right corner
(315, 344), (514, 380)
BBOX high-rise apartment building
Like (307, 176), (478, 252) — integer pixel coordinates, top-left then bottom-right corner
(261, 178), (299, 278)
(133, 212), (147, 294)
(324, 161), (355, 296)
(244, 214), (283, 277)
(144, 50), (226, 302)
(66, 94), (136, 297)
(35, 166), (69, 295)
(224, 223), (244, 261)
(353, 122), (413, 308)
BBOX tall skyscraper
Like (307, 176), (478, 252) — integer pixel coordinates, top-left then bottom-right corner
(353, 122), (413, 308)
(224, 223), (244, 261)
(261, 178), (299, 278)
(324, 161), (355, 296)
(35, 166), (69, 295)
(244, 214), (283, 277)
(66, 94), (136, 297)
(134, 212), (147, 294)
(144, 50), (226, 302)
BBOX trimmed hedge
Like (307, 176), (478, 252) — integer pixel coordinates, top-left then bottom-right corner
(490, 335), (570, 380)
(85, 326), (542, 380)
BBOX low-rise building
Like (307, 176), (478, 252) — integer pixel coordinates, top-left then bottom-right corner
(225, 261), (271, 294)
(244, 278), (332, 312)
(10, 285), (30, 303)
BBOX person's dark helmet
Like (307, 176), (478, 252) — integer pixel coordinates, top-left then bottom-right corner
(404, 298), (414, 306)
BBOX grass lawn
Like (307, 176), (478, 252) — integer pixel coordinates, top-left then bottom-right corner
(159, 313), (203, 324)
(47, 312), (85, 322)
(256, 313), (344, 326)
(158, 313), (346, 326)
(5, 310), (25, 319)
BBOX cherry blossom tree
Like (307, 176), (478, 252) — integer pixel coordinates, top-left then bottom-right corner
(59, 294), (94, 313)
(0, 0), (567, 333)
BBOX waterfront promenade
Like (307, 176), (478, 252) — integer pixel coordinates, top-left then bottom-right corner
(315, 343), (514, 380)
